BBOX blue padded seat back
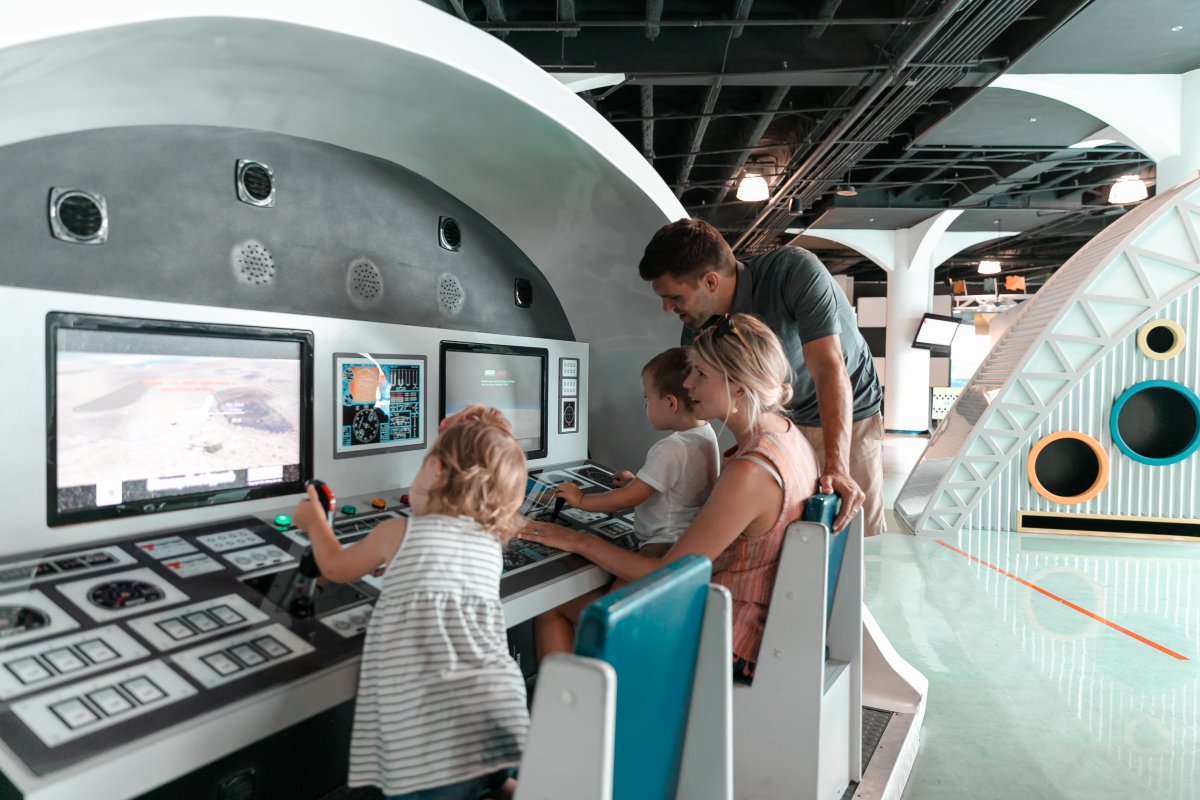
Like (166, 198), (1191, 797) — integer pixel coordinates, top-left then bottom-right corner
(804, 493), (848, 629)
(574, 554), (712, 800)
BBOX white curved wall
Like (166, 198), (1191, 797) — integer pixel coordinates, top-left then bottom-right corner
(0, 0), (685, 465)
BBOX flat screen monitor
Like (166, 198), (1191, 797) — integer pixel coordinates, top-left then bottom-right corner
(334, 353), (427, 458)
(439, 341), (548, 459)
(47, 313), (313, 526)
(912, 313), (962, 352)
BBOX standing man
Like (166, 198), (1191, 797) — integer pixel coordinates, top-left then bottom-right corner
(638, 218), (884, 535)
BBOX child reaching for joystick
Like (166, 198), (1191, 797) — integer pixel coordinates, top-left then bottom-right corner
(555, 347), (720, 556)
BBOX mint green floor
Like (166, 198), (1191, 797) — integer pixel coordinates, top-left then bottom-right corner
(870, 441), (1200, 800)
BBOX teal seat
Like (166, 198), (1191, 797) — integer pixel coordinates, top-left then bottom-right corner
(516, 553), (732, 800)
(804, 493), (849, 629)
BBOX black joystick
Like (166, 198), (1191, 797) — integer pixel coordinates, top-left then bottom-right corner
(551, 496), (567, 523)
(290, 479), (336, 618)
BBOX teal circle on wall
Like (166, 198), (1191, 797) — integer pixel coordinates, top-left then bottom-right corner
(1110, 380), (1200, 465)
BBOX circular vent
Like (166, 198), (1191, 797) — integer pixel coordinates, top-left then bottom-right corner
(347, 258), (384, 307)
(232, 240), (276, 286)
(1136, 319), (1185, 361)
(438, 216), (461, 251)
(236, 159), (275, 207)
(1111, 381), (1200, 465)
(438, 273), (465, 315)
(49, 188), (107, 244)
(1026, 432), (1108, 505)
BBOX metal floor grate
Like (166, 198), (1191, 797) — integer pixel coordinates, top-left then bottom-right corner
(841, 706), (896, 800)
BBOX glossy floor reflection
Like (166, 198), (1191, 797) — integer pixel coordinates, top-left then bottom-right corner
(869, 438), (1200, 800)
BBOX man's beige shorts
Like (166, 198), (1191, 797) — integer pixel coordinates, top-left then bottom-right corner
(799, 412), (885, 535)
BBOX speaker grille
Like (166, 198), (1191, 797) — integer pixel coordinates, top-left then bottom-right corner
(232, 240), (276, 286)
(438, 273), (465, 315)
(347, 258), (384, 307)
(49, 188), (107, 244)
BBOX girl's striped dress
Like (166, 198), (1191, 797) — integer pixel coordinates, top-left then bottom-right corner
(348, 514), (529, 796)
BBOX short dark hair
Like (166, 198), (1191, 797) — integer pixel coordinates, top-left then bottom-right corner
(638, 218), (737, 282)
(642, 347), (693, 406)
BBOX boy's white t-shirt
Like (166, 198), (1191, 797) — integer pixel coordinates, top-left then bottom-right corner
(634, 423), (721, 546)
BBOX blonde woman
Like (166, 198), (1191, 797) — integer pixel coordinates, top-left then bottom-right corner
(524, 313), (820, 682)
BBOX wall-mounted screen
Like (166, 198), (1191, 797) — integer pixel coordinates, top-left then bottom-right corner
(47, 313), (313, 526)
(334, 353), (426, 458)
(439, 341), (548, 459)
(912, 313), (962, 353)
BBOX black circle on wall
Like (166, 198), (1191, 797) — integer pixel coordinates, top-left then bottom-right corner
(1033, 438), (1101, 499)
(1116, 386), (1199, 460)
(241, 164), (274, 201)
(438, 216), (461, 251)
(1146, 325), (1177, 354)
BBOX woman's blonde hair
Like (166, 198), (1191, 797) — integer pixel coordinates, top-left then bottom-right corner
(425, 405), (527, 543)
(688, 313), (794, 432)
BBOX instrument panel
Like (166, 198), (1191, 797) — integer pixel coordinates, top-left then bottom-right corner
(0, 460), (634, 788)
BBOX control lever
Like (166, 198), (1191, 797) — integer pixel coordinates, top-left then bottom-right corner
(289, 479), (336, 618)
(551, 496), (567, 523)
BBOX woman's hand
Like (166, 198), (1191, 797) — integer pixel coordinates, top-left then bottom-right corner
(519, 521), (587, 554)
(554, 482), (584, 507)
(611, 470), (636, 488)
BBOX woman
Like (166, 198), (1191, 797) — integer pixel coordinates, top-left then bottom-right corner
(522, 313), (820, 680)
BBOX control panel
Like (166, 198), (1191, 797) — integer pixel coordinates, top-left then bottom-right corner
(0, 460), (632, 784)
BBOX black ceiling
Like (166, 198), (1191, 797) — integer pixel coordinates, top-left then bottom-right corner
(424, 0), (1196, 291)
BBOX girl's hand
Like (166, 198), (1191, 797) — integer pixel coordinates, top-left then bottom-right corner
(519, 521), (586, 553)
(612, 470), (636, 488)
(291, 485), (330, 534)
(554, 482), (584, 507)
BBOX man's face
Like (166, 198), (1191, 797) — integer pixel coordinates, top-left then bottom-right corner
(650, 273), (724, 330)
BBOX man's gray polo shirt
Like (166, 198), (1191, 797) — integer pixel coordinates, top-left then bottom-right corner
(682, 247), (882, 427)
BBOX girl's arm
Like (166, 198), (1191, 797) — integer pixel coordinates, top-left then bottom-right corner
(524, 460), (782, 582)
(555, 479), (656, 513)
(291, 484), (407, 583)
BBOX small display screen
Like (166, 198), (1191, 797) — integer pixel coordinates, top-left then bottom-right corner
(47, 313), (313, 525)
(440, 342), (548, 459)
(334, 353), (426, 458)
(912, 313), (962, 351)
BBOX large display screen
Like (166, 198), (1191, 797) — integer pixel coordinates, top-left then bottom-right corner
(334, 353), (426, 458)
(439, 342), (547, 459)
(912, 313), (962, 352)
(47, 313), (313, 526)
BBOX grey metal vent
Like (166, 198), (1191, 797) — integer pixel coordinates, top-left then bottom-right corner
(438, 216), (461, 251)
(49, 188), (108, 244)
(236, 159), (275, 207)
(438, 273), (465, 315)
(232, 240), (276, 286)
(347, 258), (384, 307)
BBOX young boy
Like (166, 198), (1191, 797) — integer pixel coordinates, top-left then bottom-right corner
(555, 347), (719, 556)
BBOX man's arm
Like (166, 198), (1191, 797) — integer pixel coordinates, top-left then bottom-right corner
(802, 333), (864, 532)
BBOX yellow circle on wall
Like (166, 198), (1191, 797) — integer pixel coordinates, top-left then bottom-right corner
(1136, 319), (1186, 361)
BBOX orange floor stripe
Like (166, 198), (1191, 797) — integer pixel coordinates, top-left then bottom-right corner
(936, 540), (1189, 661)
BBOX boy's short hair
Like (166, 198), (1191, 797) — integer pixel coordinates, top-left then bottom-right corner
(638, 218), (737, 283)
(642, 347), (693, 406)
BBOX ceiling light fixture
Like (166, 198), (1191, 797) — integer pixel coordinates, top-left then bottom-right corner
(835, 184), (858, 197)
(1171, 25), (1183, 32)
(1069, 137), (1117, 149)
(1108, 174), (1148, 204)
(736, 173), (770, 202)
(978, 259), (1002, 275)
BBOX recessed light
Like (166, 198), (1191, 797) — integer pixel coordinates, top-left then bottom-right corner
(868, 217), (875, 223)
(1171, 25), (1183, 32)
(1028, 117), (1038, 123)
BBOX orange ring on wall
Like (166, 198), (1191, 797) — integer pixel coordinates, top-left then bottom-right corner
(1026, 431), (1109, 505)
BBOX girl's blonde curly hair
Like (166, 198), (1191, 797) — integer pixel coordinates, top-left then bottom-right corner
(426, 405), (527, 543)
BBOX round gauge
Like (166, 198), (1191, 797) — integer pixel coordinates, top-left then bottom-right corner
(343, 366), (356, 384)
(563, 402), (577, 428)
(0, 606), (49, 636)
(352, 407), (380, 443)
(87, 580), (166, 610)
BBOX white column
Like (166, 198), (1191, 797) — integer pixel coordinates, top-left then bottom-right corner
(883, 253), (934, 431)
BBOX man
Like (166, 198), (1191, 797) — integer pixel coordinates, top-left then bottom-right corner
(638, 218), (884, 535)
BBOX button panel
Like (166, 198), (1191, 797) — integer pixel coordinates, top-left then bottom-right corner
(196, 529), (264, 553)
(0, 626), (150, 701)
(126, 594), (268, 652)
(223, 544), (295, 572)
(0, 547), (135, 591)
(11, 660), (196, 747)
(320, 603), (375, 639)
(134, 536), (197, 560)
(172, 624), (313, 689)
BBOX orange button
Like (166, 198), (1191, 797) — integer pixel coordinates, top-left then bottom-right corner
(371, 498), (387, 510)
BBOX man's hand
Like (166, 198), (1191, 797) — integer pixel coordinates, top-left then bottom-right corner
(818, 468), (864, 533)
(611, 470), (636, 488)
(554, 482), (584, 507)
